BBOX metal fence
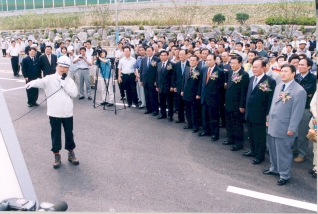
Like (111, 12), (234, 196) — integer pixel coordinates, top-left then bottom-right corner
(0, 0), (312, 12)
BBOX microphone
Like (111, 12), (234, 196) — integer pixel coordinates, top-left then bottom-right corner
(61, 73), (67, 80)
(51, 201), (68, 211)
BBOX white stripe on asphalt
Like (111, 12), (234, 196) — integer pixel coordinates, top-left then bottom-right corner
(227, 186), (317, 212)
(2, 86), (26, 92)
(0, 77), (22, 81)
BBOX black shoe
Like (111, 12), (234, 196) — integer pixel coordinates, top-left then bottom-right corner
(175, 119), (185, 123)
(88, 96), (92, 100)
(252, 158), (264, 165)
(242, 151), (254, 157)
(152, 111), (158, 116)
(79, 96), (85, 100)
(168, 117), (173, 122)
(277, 178), (289, 186)
(144, 110), (151, 114)
(192, 128), (198, 133)
(33, 102), (39, 106)
(135, 104), (139, 108)
(198, 132), (210, 137)
(263, 170), (279, 175)
(222, 140), (234, 145)
(211, 135), (219, 141)
(157, 115), (167, 119)
(100, 101), (108, 105)
(27, 103), (33, 107)
(183, 125), (193, 129)
(127, 105), (132, 108)
(308, 168), (316, 175)
(91, 86), (95, 89)
(138, 106), (145, 109)
(230, 145), (243, 151)
(107, 103), (114, 107)
(120, 97), (126, 100)
(312, 173), (317, 178)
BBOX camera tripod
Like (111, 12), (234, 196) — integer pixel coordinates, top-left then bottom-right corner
(92, 57), (126, 114)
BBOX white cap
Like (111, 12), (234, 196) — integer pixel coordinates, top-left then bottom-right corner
(67, 46), (74, 52)
(57, 56), (71, 67)
(187, 34), (190, 37)
(299, 40), (307, 44)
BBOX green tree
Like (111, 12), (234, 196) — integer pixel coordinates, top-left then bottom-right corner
(236, 13), (249, 25)
(212, 13), (226, 25)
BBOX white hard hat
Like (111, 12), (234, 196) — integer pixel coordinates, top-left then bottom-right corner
(57, 56), (71, 67)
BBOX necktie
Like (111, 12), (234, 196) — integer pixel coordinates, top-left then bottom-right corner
(182, 63), (185, 75)
(147, 57), (150, 68)
(202, 61), (205, 67)
(281, 84), (285, 92)
(252, 77), (258, 90)
(206, 68), (212, 84)
(299, 76), (304, 82)
(161, 62), (165, 72)
(48, 55), (51, 65)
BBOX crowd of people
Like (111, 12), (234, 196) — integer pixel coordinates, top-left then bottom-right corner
(5, 33), (317, 185)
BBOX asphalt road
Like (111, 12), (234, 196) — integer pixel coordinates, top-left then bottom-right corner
(0, 56), (316, 212)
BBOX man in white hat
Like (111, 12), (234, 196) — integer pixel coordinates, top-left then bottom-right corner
(26, 56), (79, 169)
(296, 40), (311, 58)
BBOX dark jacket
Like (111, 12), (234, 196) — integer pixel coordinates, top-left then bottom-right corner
(140, 56), (160, 86)
(295, 72), (317, 109)
(200, 66), (225, 106)
(174, 60), (190, 94)
(155, 60), (175, 93)
(39, 54), (57, 77)
(181, 66), (202, 102)
(225, 68), (249, 111)
(245, 74), (276, 123)
(22, 56), (41, 79)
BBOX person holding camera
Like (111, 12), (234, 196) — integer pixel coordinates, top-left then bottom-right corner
(73, 47), (92, 100)
(94, 49), (114, 106)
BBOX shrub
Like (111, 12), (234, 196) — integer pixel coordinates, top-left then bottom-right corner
(299, 25), (306, 34)
(265, 16), (316, 26)
(257, 28), (265, 34)
(212, 13), (226, 25)
(236, 13), (249, 25)
(139, 25), (144, 30)
(53, 29), (57, 33)
(238, 26), (243, 33)
(228, 26), (234, 31)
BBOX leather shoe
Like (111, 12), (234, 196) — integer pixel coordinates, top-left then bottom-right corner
(78, 96), (84, 100)
(175, 119), (185, 123)
(230, 145), (243, 151)
(88, 96), (92, 100)
(127, 105), (132, 108)
(192, 128), (198, 133)
(100, 101), (108, 105)
(183, 125), (193, 129)
(138, 106), (145, 109)
(27, 103), (33, 107)
(107, 103), (114, 107)
(211, 135), (219, 141)
(168, 117), (173, 122)
(242, 151), (254, 157)
(222, 140), (234, 145)
(157, 115), (167, 119)
(33, 102), (39, 106)
(144, 110), (151, 114)
(152, 111), (158, 116)
(252, 158), (264, 164)
(262, 170), (279, 175)
(198, 132), (210, 137)
(277, 178), (289, 186)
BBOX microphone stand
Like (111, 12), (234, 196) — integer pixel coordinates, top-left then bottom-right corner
(93, 56), (101, 108)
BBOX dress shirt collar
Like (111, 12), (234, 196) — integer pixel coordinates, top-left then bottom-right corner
(254, 72), (265, 84)
(282, 79), (294, 91)
(300, 71), (309, 79)
(208, 65), (215, 72)
(233, 69), (240, 74)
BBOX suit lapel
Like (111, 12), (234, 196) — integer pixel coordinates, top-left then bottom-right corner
(184, 66), (190, 83)
(275, 80), (295, 104)
(227, 70), (234, 89)
(252, 74), (267, 93)
(202, 67), (207, 87)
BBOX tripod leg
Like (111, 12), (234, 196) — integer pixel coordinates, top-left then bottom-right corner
(93, 67), (99, 108)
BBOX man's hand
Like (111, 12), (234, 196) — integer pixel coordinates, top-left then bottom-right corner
(287, 131), (294, 136)
(170, 87), (174, 92)
(118, 77), (122, 83)
(239, 108), (245, 113)
(196, 95), (200, 99)
(173, 88), (177, 92)
(26, 81), (34, 89)
(140, 82), (143, 86)
(25, 78), (28, 82)
(181, 92), (184, 96)
(156, 88), (159, 92)
(312, 119), (317, 125)
(266, 122), (269, 127)
(61, 80), (66, 88)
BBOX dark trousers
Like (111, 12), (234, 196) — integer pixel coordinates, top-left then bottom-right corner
(115, 61), (125, 98)
(202, 102), (220, 136)
(173, 91), (179, 112)
(144, 83), (159, 113)
(49, 116), (76, 153)
(26, 78), (39, 105)
(11, 56), (19, 75)
(219, 90), (226, 126)
(122, 73), (138, 106)
(247, 119), (266, 160)
(177, 93), (185, 121)
(2, 49), (6, 56)
(226, 109), (244, 147)
(159, 91), (174, 117)
(185, 99), (200, 128)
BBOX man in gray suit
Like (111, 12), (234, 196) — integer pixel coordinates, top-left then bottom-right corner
(264, 64), (306, 186)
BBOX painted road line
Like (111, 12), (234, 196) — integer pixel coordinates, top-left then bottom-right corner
(2, 86), (26, 92)
(227, 186), (317, 212)
(0, 78), (22, 81)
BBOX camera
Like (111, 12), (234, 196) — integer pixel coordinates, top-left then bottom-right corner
(92, 46), (102, 56)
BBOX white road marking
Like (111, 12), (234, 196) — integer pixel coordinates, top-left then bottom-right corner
(227, 186), (317, 212)
(0, 77), (22, 81)
(2, 86), (26, 92)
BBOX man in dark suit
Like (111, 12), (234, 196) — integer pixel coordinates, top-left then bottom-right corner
(24, 40), (33, 55)
(181, 55), (202, 133)
(242, 57), (276, 164)
(39, 46), (57, 77)
(22, 47), (41, 107)
(293, 57), (317, 163)
(140, 46), (161, 116)
(156, 51), (175, 122)
(173, 49), (189, 123)
(198, 54), (225, 141)
(222, 55), (249, 151)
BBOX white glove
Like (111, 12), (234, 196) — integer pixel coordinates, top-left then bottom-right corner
(60, 80), (66, 88)
(26, 81), (35, 89)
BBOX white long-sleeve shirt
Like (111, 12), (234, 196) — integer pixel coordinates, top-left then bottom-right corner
(30, 72), (78, 118)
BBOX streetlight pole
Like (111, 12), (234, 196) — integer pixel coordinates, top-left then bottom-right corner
(115, 0), (119, 43)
